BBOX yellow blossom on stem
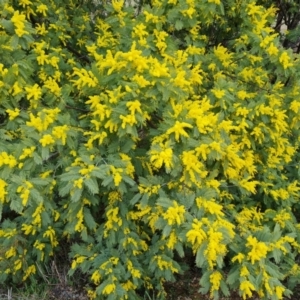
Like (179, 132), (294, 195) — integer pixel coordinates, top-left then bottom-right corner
(186, 219), (207, 252)
(246, 236), (269, 264)
(240, 280), (255, 299)
(102, 283), (116, 295)
(19, 146), (36, 160)
(0, 179), (8, 203)
(52, 125), (68, 145)
(11, 11), (28, 37)
(25, 84), (42, 108)
(43, 226), (58, 247)
(110, 166), (123, 186)
(73, 178), (84, 189)
(91, 270), (101, 285)
(6, 108), (20, 120)
(162, 201), (185, 226)
(166, 121), (192, 141)
(150, 144), (173, 170)
(39, 134), (55, 147)
(210, 271), (222, 293)
(279, 52), (293, 69)
(36, 4), (48, 16)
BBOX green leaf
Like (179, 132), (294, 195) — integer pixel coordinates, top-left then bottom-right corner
(41, 147), (50, 160)
(162, 224), (171, 237)
(195, 243), (207, 267)
(255, 270), (263, 288)
(130, 193), (142, 205)
(10, 35), (19, 49)
(140, 193), (149, 207)
(199, 270), (210, 294)
(175, 243), (184, 258)
(71, 188), (82, 202)
(84, 208), (97, 229)
(59, 182), (72, 197)
(175, 19), (183, 31)
(10, 199), (23, 213)
(101, 177), (112, 188)
(84, 177), (99, 194)
(226, 266), (239, 286)
(60, 172), (80, 182)
(272, 248), (282, 264)
(122, 175), (135, 186)
(33, 152), (43, 165)
(157, 197), (172, 208)
(220, 280), (230, 296)
(31, 189), (43, 203)
(31, 178), (50, 186)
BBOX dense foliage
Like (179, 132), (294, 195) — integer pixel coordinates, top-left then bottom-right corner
(1, 0), (300, 299)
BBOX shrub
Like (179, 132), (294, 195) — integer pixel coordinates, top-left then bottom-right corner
(1, 0), (300, 299)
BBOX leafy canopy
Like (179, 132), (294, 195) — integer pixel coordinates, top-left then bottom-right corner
(1, 0), (300, 299)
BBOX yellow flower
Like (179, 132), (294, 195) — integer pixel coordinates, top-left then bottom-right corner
(25, 84), (42, 102)
(72, 67), (98, 88)
(0, 152), (17, 168)
(275, 286), (285, 299)
(246, 236), (269, 264)
(36, 23), (48, 35)
(6, 108), (20, 120)
(0, 179), (8, 203)
(73, 178), (84, 189)
(20, 0), (32, 7)
(279, 52), (293, 69)
(14, 259), (22, 271)
(212, 88), (225, 99)
(23, 265), (36, 281)
(126, 100), (142, 115)
(210, 271), (222, 293)
(214, 44), (233, 67)
(240, 280), (255, 299)
(5, 247), (16, 258)
(36, 4), (48, 16)
(44, 77), (61, 96)
(162, 201), (185, 226)
(39, 134), (55, 147)
(37, 50), (49, 65)
(52, 125), (68, 145)
(205, 229), (226, 268)
(166, 230), (177, 249)
(150, 145), (173, 170)
(232, 253), (245, 263)
(43, 226), (58, 247)
(112, 0), (124, 12)
(273, 210), (291, 228)
(122, 280), (137, 291)
(102, 283), (116, 295)
(22, 224), (35, 235)
(104, 207), (122, 233)
(119, 114), (137, 128)
(91, 270), (101, 285)
(11, 11), (28, 37)
(266, 42), (279, 56)
(239, 179), (259, 194)
(240, 265), (250, 277)
(132, 23), (148, 38)
(166, 121), (192, 142)
(19, 146), (36, 160)
(110, 166), (123, 186)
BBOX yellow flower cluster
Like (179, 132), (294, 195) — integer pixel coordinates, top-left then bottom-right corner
(11, 11), (28, 36)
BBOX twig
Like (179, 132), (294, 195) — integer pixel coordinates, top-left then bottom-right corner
(36, 262), (50, 284)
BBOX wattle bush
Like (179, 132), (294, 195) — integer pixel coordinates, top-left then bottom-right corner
(1, 0), (300, 299)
